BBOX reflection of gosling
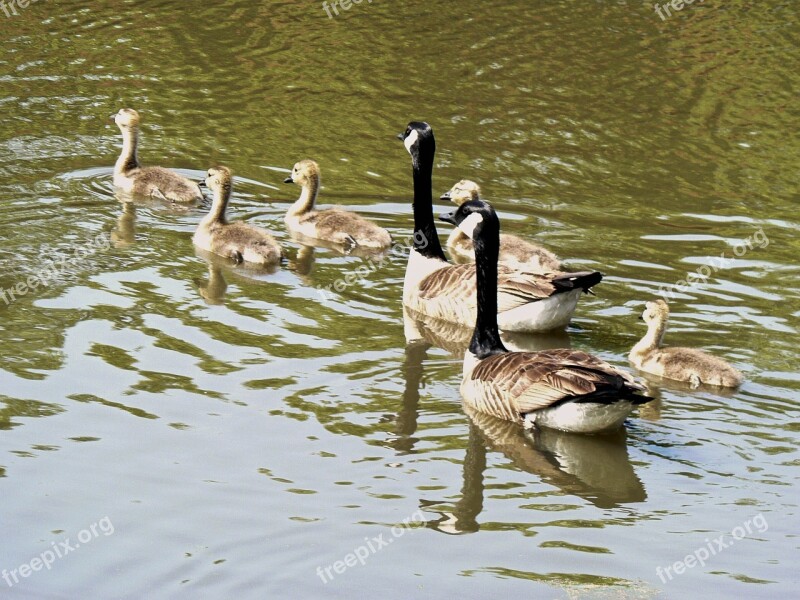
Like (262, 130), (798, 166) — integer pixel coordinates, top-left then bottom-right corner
(196, 264), (228, 306)
(441, 179), (560, 272)
(111, 201), (136, 247)
(284, 159), (391, 250)
(111, 109), (203, 203)
(193, 167), (283, 266)
(629, 300), (743, 388)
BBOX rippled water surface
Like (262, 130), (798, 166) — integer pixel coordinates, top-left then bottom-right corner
(1, 1), (798, 598)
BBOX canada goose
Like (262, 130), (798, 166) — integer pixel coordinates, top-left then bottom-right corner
(439, 199), (651, 433)
(193, 166), (283, 266)
(441, 179), (561, 272)
(397, 121), (601, 332)
(111, 109), (203, 203)
(629, 299), (743, 388)
(283, 159), (392, 250)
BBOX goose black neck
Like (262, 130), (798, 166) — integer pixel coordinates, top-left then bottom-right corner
(469, 219), (508, 358)
(411, 154), (446, 261)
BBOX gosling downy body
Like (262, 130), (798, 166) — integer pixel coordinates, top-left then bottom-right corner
(442, 179), (561, 272)
(111, 108), (203, 203)
(193, 166), (283, 266)
(398, 121), (601, 333)
(284, 160), (392, 250)
(629, 299), (743, 388)
(440, 199), (651, 433)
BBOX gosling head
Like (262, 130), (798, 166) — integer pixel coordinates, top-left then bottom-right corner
(641, 299), (670, 326)
(439, 198), (499, 243)
(441, 180), (481, 206)
(111, 108), (141, 130)
(283, 159), (320, 186)
(397, 121), (435, 165)
(204, 166), (233, 196)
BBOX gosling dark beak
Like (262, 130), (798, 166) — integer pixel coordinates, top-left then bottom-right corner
(283, 177), (293, 184)
(638, 315), (644, 321)
(396, 132), (406, 141)
(108, 114), (117, 123)
(440, 191), (452, 201)
(439, 210), (458, 225)
(198, 179), (207, 189)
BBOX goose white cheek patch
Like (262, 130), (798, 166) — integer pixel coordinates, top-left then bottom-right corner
(404, 129), (419, 153)
(458, 212), (484, 240)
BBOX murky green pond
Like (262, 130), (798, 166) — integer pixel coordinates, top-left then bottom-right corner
(1, 1), (798, 598)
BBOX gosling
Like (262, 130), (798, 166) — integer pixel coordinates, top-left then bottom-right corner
(629, 299), (743, 388)
(111, 108), (203, 203)
(284, 159), (391, 250)
(441, 179), (560, 272)
(193, 166), (283, 266)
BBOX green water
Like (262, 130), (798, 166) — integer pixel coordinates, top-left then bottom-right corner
(1, 1), (797, 598)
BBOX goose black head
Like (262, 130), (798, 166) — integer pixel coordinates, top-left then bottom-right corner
(439, 198), (499, 242)
(397, 121), (435, 164)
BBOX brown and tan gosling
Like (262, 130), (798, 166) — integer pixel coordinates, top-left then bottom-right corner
(441, 179), (560, 272)
(284, 159), (392, 250)
(629, 299), (743, 388)
(193, 166), (283, 266)
(111, 108), (203, 203)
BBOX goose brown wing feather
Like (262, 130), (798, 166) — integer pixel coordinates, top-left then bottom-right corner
(470, 350), (645, 416)
(418, 264), (568, 312)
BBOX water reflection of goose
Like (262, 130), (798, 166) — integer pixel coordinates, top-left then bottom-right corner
(192, 247), (281, 305)
(194, 263), (228, 306)
(404, 307), (570, 356)
(385, 341), (429, 454)
(110, 199), (136, 248)
(468, 406), (647, 509)
(425, 407), (647, 534)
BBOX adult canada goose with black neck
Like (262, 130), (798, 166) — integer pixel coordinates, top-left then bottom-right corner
(397, 121), (601, 332)
(111, 108), (203, 203)
(440, 199), (650, 433)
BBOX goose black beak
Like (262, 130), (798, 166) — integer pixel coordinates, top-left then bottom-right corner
(438, 210), (457, 225)
(283, 177), (293, 184)
(396, 132), (406, 141)
(440, 191), (452, 201)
